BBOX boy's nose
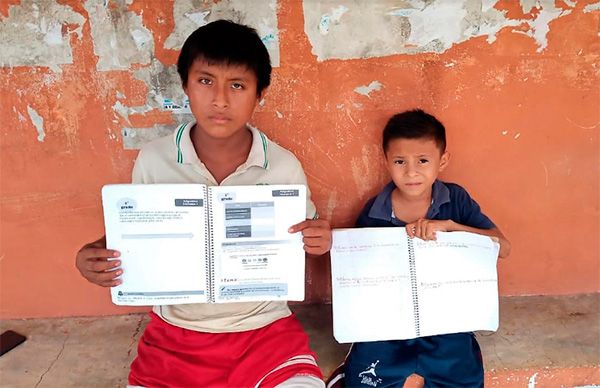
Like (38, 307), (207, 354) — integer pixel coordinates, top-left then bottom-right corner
(406, 164), (418, 176)
(212, 86), (229, 109)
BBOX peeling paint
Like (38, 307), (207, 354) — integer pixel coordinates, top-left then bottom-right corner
(520, 0), (538, 14)
(354, 81), (383, 97)
(27, 106), (45, 142)
(303, 0), (574, 61)
(583, 2), (600, 13)
(527, 372), (538, 388)
(112, 101), (132, 124)
(524, 1), (571, 52)
(164, 0), (280, 66)
(122, 125), (188, 149)
(13, 107), (26, 122)
(319, 5), (349, 35)
(84, 0), (154, 71)
(0, 0), (85, 67)
(133, 58), (186, 113)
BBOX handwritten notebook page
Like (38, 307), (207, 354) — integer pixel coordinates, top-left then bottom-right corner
(413, 232), (499, 337)
(331, 228), (415, 342)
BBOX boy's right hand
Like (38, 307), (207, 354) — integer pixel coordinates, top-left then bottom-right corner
(75, 236), (123, 287)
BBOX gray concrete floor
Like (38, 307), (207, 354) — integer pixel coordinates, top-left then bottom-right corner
(0, 294), (598, 387)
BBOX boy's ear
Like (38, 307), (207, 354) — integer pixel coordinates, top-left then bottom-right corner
(439, 151), (450, 172)
(257, 89), (266, 102)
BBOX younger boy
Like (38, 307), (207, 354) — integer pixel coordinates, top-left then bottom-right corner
(328, 109), (510, 387)
(76, 20), (331, 387)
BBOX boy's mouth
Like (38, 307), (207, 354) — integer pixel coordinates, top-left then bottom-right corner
(209, 115), (230, 124)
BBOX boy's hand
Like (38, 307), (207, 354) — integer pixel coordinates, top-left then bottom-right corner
(405, 219), (454, 241)
(75, 236), (123, 287)
(288, 219), (332, 256)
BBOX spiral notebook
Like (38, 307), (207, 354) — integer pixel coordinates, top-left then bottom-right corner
(102, 183), (306, 306)
(330, 227), (500, 343)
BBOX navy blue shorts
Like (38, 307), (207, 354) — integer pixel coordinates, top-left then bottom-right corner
(343, 333), (483, 388)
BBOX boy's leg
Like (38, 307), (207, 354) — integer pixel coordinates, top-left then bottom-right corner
(128, 312), (231, 387)
(416, 333), (484, 388)
(230, 314), (323, 387)
(343, 340), (417, 387)
(275, 375), (325, 387)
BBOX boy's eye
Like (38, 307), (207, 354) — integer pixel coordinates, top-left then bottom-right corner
(419, 159), (429, 164)
(199, 78), (212, 85)
(231, 82), (244, 90)
(394, 160), (405, 165)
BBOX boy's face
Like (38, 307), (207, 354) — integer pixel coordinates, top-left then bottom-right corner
(384, 137), (449, 199)
(184, 60), (262, 140)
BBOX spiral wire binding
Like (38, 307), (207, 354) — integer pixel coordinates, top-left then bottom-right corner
(407, 236), (420, 337)
(205, 187), (215, 303)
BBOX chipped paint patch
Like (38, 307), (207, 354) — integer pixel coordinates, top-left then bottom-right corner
(275, 111), (283, 118)
(112, 101), (132, 124)
(319, 5), (349, 35)
(165, 0), (280, 66)
(303, 0), (574, 61)
(527, 372), (538, 388)
(122, 125), (185, 149)
(354, 81), (383, 97)
(27, 106), (45, 142)
(84, 0), (154, 71)
(584, 2), (600, 13)
(132, 58), (187, 113)
(0, 1), (85, 67)
(520, 0), (538, 14)
(525, 1), (571, 52)
(13, 107), (26, 122)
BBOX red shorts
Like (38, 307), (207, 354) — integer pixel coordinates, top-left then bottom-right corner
(129, 312), (322, 387)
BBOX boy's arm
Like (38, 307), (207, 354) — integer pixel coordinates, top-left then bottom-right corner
(75, 236), (123, 287)
(288, 219), (332, 257)
(406, 218), (511, 258)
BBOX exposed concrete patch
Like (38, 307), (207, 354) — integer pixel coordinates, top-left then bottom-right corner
(132, 58), (187, 112)
(164, 0), (280, 66)
(116, 58), (193, 147)
(303, 0), (575, 61)
(122, 122), (193, 149)
(354, 81), (383, 98)
(0, 0), (85, 68)
(524, 0), (571, 52)
(319, 5), (349, 35)
(84, 0), (154, 71)
(27, 106), (45, 142)
(583, 1), (600, 13)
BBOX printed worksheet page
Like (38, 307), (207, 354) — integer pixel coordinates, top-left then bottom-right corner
(413, 231), (500, 337)
(102, 184), (208, 306)
(330, 227), (415, 343)
(208, 185), (307, 302)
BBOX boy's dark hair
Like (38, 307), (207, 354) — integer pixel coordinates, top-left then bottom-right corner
(382, 109), (446, 153)
(177, 20), (271, 96)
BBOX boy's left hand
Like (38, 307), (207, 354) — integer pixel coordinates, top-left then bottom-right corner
(288, 219), (332, 256)
(406, 218), (453, 241)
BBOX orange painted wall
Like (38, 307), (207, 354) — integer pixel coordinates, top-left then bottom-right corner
(0, 1), (598, 319)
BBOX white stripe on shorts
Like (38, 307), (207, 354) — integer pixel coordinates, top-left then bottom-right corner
(254, 354), (320, 388)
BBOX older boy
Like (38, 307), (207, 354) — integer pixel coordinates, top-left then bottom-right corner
(328, 109), (510, 387)
(76, 20), (331, 388)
